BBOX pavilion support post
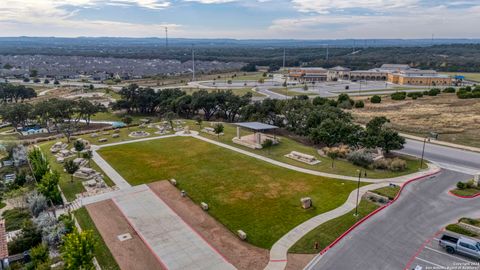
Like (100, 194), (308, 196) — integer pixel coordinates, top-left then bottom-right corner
(256, 132), (261, 145)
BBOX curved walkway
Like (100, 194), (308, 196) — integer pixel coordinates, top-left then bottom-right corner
(193, 135), (439, 183)
(88, 132), (440, 270)
(265, 169), (441, 270)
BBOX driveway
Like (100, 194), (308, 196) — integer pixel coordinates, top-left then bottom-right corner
(306, 170), (480, 270)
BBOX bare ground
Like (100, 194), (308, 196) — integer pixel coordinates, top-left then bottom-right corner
(148, 180), (269, 270)
(353, 93), (480, 147)
(286, 253), (316, 270)
(86, 200), (165, 270)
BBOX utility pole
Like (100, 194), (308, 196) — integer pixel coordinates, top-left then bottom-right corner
(165, 27), (169, 49)
(354, 169), (361, 217)
(326, 45), (329, 62)
(283, 48), (286, 69)
(192, 45), (196, 82)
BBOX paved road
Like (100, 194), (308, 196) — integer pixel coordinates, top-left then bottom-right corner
(400, 139), (480, 174)
(307, 170), (480, 270)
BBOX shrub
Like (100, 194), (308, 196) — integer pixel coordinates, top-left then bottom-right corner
(354, 100), (365, 108)
(443, 87), (456, 93)
(457, 90), (473, 99)
(338, 100), (353, 109)
(373, 159), (390, 170)
(407, 92), (423, 100)
(27, 192), (48, 218)
(347, 149), (374, 168)
(457, 181), (466, 189)
(389, 158), (407, 172)
(427, 88), (441, 96)
(370, 95), (382, 103)
(391, 92), (406, 100)
(2, 208), (31, 231)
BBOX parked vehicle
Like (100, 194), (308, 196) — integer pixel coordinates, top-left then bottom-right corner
(439, 234), (480, 259)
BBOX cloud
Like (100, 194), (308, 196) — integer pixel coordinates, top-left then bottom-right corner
(183, 0), (236, 3)
(291, 0), (420, 13)
(268, 4), (480, 39)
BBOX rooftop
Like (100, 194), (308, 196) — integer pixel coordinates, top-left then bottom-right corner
(235, 122), (279, 131)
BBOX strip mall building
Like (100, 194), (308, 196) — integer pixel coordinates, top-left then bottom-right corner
(288, 64), (452, 86)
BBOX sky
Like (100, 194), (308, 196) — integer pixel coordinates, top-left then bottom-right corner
(0, 0), (479, 39)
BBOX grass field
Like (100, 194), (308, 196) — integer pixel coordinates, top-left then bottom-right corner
(98, 136), (366, 248)
(289, 185), (400, 254)
(371, 186), (401, 200)
(268, 88), (319, 97)
(75, 207), (120, 270)
(441, 72), (480, 82)
(289, 199), (379, 253)
(2, 208), (31, 231)
(353, 93), (480, 148)
(190, 122), (425, 179)
(39, 141), (115, 201)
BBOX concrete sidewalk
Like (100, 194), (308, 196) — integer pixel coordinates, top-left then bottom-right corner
(193, 135), (440, 183)
(264, 168), (441, 270)
(113, 187), (236, 270)
(91, 150), (131, 189)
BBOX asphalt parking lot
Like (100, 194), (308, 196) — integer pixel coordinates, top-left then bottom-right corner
(408, 233), (480, 270)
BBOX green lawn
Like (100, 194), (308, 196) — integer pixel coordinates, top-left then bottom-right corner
(98, 136), (366, 249)
(289, 199), (379, 254)
(450, 188), (480, 197)
(371, 186), (401, 200)
(75, 207), (120, 270)
(446, 224), (478, 237)
(76, 125), (164, 146)
(39, 141), (115, 201)
(268, 88), (320, 97)
(190, 122), (425, 179)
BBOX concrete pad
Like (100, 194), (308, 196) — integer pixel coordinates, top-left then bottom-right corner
(113, 187), (236, 270)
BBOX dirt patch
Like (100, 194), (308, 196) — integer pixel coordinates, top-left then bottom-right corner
(86, 200), (165, 270)
(148, 180), (269, 270)
(286, 253), (316, 270)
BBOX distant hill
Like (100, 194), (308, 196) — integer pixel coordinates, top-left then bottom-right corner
(1, 37), (480, 48)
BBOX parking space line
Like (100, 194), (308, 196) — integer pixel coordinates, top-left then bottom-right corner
(424, 246), (473, 263)
(416, 257), (446, 268)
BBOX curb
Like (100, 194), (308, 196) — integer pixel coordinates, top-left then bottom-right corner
(447, 190), (480, 199)
(305, 168), (442, 268)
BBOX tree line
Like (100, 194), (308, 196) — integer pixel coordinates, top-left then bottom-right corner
(114, 85), (405, 152)
(0, 83), (37, 103)
(0, 98), (106, 141)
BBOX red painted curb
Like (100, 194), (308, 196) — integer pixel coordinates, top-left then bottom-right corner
(319, 169), (442, 256)
(404, 229), (444, 270)
(448, 190), (480, 199)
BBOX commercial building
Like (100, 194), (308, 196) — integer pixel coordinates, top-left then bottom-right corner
(287, 64), (452, 86)
(288, 67), (328, 82)
(387, 70), (452, 86)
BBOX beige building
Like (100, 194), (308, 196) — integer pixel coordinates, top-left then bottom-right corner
(288, 67), (328, 82)
(387, 70), (452, 86)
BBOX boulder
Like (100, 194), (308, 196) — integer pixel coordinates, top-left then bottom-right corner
(301, 197), (312, 209)
(237, 230), (247, 240)
(201, 202), (209, 211)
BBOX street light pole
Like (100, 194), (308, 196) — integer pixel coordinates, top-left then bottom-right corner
(354, 169), (361, 217)
(420, 137), (427, 169)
